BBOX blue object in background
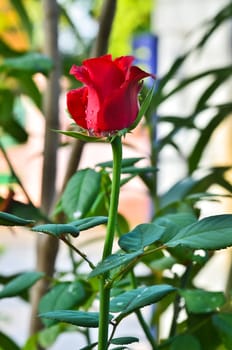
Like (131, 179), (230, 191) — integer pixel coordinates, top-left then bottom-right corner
(132, 32), (159, 145)
(132, 33), (158, 86)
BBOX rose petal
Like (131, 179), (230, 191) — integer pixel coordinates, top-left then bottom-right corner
(71, 55), (113, 85)
(85, 86), (101, 132)
(83, 56), (125, 101)
(128, 65), (153, 82)
(69, 65), (92, 87)
(96, 79), (141, 132)
(83, 54), (112, 63)
(66, 87), (88, 129)
(114, 56), (134, 76)
(95, 66), (154, 132)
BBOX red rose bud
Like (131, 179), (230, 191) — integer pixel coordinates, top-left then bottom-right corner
(66, 54), (154, 136)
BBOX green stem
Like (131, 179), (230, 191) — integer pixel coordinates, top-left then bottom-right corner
(136, 311), (157, 349)
(98, 136), (122, 350)
(61, 236), (95, 270)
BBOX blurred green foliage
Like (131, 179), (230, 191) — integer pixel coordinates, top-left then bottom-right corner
(1, 1), (232, 350)
(108, 0), (153, 56)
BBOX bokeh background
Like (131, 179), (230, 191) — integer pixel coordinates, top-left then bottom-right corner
(0, 0), (232, 349)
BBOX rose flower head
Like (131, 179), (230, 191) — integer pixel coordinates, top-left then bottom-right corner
(66, 54), (154, 137)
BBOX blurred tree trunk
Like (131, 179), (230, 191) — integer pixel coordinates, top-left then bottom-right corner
(29, 0), (60, 337)
(92, 0), (117, 56)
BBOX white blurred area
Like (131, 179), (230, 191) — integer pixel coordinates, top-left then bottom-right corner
(154, 0), (232, 342)
(153, 0), (232, 196)
(1, 0), (232, 349)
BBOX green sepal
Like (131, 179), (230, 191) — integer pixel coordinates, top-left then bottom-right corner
(55, 129), (103, 142)
(129, 83), (156, 131)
